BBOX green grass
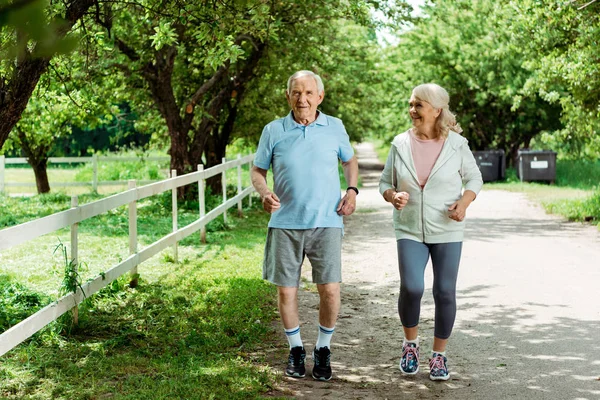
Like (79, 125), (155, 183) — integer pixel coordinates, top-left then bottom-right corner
(485, 167), (600, 227)
(0, 193), (285, 399)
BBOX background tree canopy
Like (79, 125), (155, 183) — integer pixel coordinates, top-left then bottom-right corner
(0, 0), (598, 194)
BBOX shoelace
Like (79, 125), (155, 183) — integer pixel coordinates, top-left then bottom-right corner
(289, 351), (305, 366)
(315, 351), (330, 366)
(402, 344), (418, 361)
(429, 355), (446, 371)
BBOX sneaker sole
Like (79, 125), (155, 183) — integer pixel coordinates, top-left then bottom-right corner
(285, 372), (306, 378)
(399, 362), (419, 375)
(400, 367), (419, 375)
(429, 374), (450, 381)
(312, 372), (332, 381)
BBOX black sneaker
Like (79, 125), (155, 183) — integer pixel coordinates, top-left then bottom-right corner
(312, 347), (332, 381)
(285, 346), (306, 378)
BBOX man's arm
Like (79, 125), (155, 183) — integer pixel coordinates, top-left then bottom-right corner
(251, 165), (280, 214)
(337, 155), (359, 216)
(342, 156), (359, 189)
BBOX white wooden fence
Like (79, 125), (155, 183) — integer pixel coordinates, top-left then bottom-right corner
(0, 155), (171, 193)
(0, 154), (255, 357)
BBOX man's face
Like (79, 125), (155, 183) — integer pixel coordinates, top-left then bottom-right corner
(286, 76), (324, 123)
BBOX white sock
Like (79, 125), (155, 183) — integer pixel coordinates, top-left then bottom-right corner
(315, 324), (335, 350)
(433, 350), (446, 356)
(284, 326), (303, 349)
(404, 337), (419, 347)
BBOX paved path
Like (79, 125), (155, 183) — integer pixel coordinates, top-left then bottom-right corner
(272, 142), (600, 399)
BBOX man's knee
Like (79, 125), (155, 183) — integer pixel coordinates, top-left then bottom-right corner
(278, 286), (298, 301)
(317, 282), (340, 299)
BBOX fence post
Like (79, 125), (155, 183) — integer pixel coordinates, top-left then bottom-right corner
(237, 154), (243, 217)
(92, 154), (98, 193)
(222, 157), (228, 224)
(128, 180), (138, 288)
(70, 195), (79, 325)
(171, 169), (178, 263)
(248, 161), (253, 208)
(198, 164), (206, 244)
(0, 155), (5, 195)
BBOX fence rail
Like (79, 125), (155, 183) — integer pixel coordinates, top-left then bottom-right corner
(0, 154), (255, 357)
(0, 155), (171, 193)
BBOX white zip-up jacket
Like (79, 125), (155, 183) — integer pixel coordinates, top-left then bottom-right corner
(379, 130), (483, 243)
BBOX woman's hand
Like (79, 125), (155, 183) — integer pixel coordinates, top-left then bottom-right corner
(448, 200), (467, 221)
(448, 190), (477, 222)
(385, 190), (410, 210)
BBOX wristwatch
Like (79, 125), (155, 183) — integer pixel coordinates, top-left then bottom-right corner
(346, 186), (359, 195)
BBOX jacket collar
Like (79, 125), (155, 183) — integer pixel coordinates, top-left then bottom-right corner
(283, 110), (328, 131)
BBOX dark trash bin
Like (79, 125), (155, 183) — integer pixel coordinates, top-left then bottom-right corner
(472, 150), (506, 182)
(517, 149), (557, 183)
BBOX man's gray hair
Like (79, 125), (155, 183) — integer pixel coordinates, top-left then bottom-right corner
(286, 70), (325, 94)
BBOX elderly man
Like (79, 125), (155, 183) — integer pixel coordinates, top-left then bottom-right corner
(251, 70), (358, 381)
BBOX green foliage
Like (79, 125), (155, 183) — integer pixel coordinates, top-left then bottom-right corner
(382, 0), (563, 159)
(556, 160), (600, 189)
(0, 274), (51, 331)
(545, 190), (600, 225)
(509, 0), (600, 159)
(0, 206), (279, 399)
(0, 0), (78, 59)
(52, 240), (85, 296)
(74, 159), (166, 182)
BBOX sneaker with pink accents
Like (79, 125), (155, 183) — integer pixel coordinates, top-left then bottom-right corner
(399, 342), (419, 375)
(429, 352), (450, 381)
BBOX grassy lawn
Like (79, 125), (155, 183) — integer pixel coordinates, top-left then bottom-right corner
(0, 193), (285, 399)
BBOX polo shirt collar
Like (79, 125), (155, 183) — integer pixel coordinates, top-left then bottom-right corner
(283, 110), (329, 131)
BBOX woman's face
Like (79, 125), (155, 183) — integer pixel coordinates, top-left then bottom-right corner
(409, 95), (440, 131)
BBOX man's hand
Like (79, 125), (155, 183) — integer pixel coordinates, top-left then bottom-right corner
(261, 192), (281, 214)
(337, 191), (356, 216)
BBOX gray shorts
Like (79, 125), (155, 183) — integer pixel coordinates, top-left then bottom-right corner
(263, 228), (343, 287)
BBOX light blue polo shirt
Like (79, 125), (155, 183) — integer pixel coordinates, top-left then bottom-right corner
(254, 111), (354, 229)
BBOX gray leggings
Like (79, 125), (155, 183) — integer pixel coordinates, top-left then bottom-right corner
(396, 239), (463, 339)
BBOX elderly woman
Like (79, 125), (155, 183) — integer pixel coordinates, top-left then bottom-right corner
(379, 83), (483, 381)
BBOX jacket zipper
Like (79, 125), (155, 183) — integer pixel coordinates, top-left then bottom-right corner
(420, 187), (425, 242)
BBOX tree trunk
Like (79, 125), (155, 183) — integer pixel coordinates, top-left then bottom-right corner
(190, 40), (266, 194)
(31, 160), (50, 194)
(0, 0), (97, 151)
(15, 128), (51, 194)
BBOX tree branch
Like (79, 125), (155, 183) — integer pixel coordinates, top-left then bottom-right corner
(577, 0), (598, 9)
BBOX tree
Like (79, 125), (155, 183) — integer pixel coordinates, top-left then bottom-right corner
(0, 0), (98, 151)
(3, 54), (115, 194)
(507, 0), (600, 159)
(381, 0), (563, 164)
(87, 0), (408, 194)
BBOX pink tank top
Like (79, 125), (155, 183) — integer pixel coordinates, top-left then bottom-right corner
(409, 129), (445, 188)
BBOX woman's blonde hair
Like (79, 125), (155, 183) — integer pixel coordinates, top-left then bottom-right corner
(412, 83), (462, 137)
